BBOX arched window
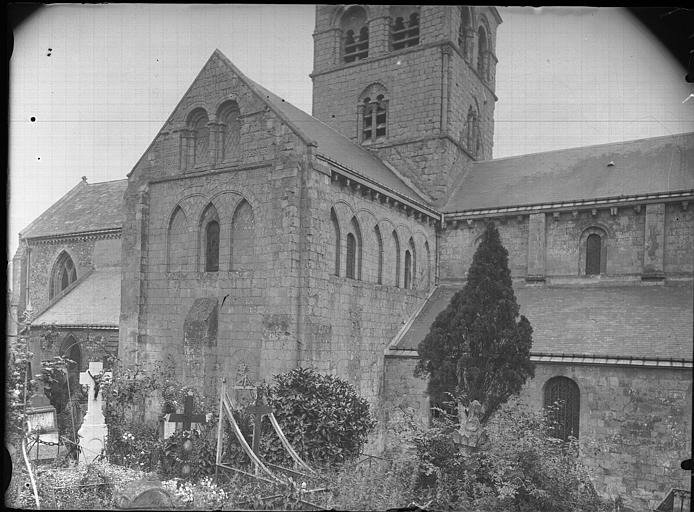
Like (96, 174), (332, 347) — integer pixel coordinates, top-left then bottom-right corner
(408, 237), (416, 289)
(200, 204), (220, 272)
(580, 227), (607, 276)
(374, 225), (384, 284)
(465, 105), (480, 156)
(458, 7), (473, 61)
(167, 206), (188, 272)
(585, 233), (602, 275)
(346, 233), (357, 279)
(345, 217), (362, 280)
(424, 240), (431, 288)
(217, 100), (241, 162)
(231, 199), (255, 270)
(392, 230), (401, 287)
(341, 6), (369, 63)
(477, 25), (488, 80)
(404, 250), (412, 289)
(359, 84), (388, 143)
(391, 7), (420, 50)
(331, 209), (341, 276)
(544, 377), (580, 441)
(49, 251), (77, 300)
(186, 108), (210, 167)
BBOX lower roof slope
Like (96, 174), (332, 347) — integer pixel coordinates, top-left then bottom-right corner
(32, 269), (121, 327)
(393, 281), (693, 361)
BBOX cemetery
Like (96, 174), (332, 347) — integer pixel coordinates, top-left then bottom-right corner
(6, 224), (625, 511)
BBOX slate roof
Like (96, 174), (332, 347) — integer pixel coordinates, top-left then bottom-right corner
(213, 51), (425, 203)
(445, 132), (694, 213)
(32, 269), (121, 327)
(393, 282), (693, 361)
(20, 179), (127, 239)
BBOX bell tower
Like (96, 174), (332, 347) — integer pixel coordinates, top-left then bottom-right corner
(311, 5), (502, 204)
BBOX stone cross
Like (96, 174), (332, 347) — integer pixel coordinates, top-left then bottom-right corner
(167, 394), (206, 431)
(245, 389), (273, 455)
(77, 361), (110, 464)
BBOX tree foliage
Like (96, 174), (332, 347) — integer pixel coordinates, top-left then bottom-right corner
(415, 221), (534, 422)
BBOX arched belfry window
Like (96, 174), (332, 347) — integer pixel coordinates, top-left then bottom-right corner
(231, 199), (255, 270)
(341, 6), (369, 63)
(217, 101), (241, 162)
(458, 7), (473, 61)
(477, 25), (489, 80)
(374, 225), (384, 285)
(330, 209), (341, 276)
(186, 108), (210, 167)
(359, 84), (388, 143)
(49, 251), (77, 300)
(391, 7), (420, 50)
(544, 377), (580, 441)
(168, 206), (188, 272)
(200, 204), (220, 272)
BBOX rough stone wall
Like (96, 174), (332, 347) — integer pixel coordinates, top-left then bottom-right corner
(545, 208), (646, 277)
(26, 239), (97, 315)
(438, 204), (692, 282)
(439, 217), (528, 280)
(301, 166), (436, 404)
(664, 203), (694, 275)
(518, 363), (692, 511)
(119, 51), (308, 395)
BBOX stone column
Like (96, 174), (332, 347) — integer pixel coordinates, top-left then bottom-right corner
(369, 14), (391, 56)
(526, 213), (546, 281)
(463, 28), (475, 63)
(642, 203), (665, 280)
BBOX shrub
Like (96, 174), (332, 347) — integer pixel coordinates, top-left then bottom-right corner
(413, 398), (610, 512)
(259, 368), (375, 466)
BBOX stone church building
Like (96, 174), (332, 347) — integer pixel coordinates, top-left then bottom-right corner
(12, 6), (692, 510)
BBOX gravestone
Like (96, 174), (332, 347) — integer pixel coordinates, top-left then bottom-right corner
(77, 361), (110, 464)
(114, 477), (176, 510)
(162, 394), (208, 439)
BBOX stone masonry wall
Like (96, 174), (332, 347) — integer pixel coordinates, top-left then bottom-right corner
(26, 238), (97, 316)
(519, 363), (692, 511)
(301, 164), (436, 404)
(439, 217), (528, 280)
(120, 51), (308, 396)
(438, 204), (690, 281)
(664, 203), (694, 275)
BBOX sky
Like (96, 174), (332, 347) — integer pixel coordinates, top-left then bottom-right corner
(8, 5), (694, 263)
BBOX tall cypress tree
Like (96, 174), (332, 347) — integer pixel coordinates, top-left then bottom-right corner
(415, 221), (534, 424)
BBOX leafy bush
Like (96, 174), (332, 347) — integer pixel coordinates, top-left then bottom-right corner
(413, 398), (610, 511)
(259, 368), (375, 466)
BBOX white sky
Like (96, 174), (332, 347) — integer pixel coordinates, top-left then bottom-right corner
(8, 5), (694, 263)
